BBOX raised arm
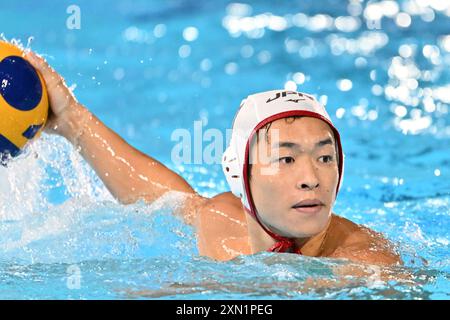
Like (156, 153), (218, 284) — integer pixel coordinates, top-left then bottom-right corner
(25, 51), (206, 223)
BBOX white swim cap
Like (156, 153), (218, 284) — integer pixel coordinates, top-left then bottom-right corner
(222, 90), (345, 253)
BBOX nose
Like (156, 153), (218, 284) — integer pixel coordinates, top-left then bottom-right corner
(296, 157), (319, 190)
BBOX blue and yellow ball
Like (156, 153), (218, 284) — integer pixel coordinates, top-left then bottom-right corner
(0, 41), (48, 165)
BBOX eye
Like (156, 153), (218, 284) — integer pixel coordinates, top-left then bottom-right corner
(319, 155), (334, 163)
(279, 156), (295, 164)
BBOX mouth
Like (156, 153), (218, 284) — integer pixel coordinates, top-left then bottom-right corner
(292, 199), (325, 214)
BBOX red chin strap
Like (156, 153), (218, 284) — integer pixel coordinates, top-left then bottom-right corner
(244, 207), (302, 254)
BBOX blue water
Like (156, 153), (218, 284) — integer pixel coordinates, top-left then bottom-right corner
(0, 0), (449, 299)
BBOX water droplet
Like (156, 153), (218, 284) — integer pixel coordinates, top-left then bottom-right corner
(337, 79), (353, 91)
(284, 80), (297, 91)
(183, 26), (199, 42)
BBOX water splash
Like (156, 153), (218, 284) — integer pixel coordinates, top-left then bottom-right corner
(0, 191), (195, 265)
(26, 36), (34, 51)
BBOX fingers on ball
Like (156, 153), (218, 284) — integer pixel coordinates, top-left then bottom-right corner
(26, 52), (60, 84)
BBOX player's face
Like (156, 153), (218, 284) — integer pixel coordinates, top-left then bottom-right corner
(249, 117), (339, 238)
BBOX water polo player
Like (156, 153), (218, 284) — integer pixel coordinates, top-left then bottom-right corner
(25, 51), (401, 265)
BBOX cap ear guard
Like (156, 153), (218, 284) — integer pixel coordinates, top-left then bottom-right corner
(222, 97), (250, 205)
(222, 142), (243, 200)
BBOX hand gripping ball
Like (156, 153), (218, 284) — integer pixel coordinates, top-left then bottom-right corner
(0, 41), (48, 165)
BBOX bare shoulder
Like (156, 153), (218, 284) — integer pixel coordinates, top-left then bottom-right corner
(209, 191), (244, 206)
(175, 191), (241, 223)
(196, 192), (244, 221)
(194, 192), (251, 261)
(197, 192), (248, 237)
(328, 214), (402, 266)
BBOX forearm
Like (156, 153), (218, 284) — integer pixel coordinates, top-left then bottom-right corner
(60, 103), (195, 204)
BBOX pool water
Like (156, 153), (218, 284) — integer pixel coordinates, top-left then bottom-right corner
(0, 0), (449, 299)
